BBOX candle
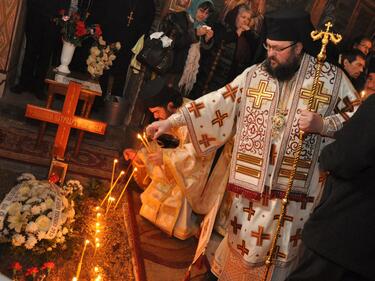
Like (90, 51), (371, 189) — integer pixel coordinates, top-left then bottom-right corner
(137, 133), (150, 152)
(111, 159), (118, 189)
(75, 240), (90, 280)
(114, 168), (137, 209)
(143, 132), (151, 148)
(105, 197), (115, 215)
(100, 171), (125, 206)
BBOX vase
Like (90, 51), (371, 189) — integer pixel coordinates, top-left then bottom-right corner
(56, 41), (76, 74)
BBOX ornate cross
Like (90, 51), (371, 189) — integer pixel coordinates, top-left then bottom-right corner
(25, 82), (107, 159)
(243, 202), (255, 221)
(222, 84), (238, 102)
(300, 195), (314, 210)
(311, 21), (342, 62)
(187, 101), (205, 118)
(290, 228), (302, 247)
(247, 80), (274, 109)
(212, 110), (228, 127)
(251, 225), (270, 246)
(273, 214), (294, 227)
(300, 81), (331, 112)
(230, 216), (242, 234)
(198, 134), (216, 148)
(127, 11), (134, 27)
(237, 240), (249, 256)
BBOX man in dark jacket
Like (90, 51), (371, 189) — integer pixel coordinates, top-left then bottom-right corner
(286, 90), (375, 280)
(12, 0), (70, 99)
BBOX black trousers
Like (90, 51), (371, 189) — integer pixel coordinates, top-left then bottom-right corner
(20, 7), (59, 91)
(286, 247), (371, 281)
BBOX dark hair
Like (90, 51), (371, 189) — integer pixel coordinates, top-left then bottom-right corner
(161, 86), (183, 108)
(352, 35), (372, 47)
(341, 49), (366, 64)
(198, 1), (215, 14)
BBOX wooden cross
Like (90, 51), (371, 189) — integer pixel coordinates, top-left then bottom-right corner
(247, 80), (274, 109)
(300, 81), (331, 112)
(222, 84), (238, 102)
(300, 195), (314, 210)
(251, 225), (270, 246)
(273, 214), (294, 227)
(237, 240), (249, 256)
(290, 228), (302, 247)
(261, 186), (271, 207)
(25, 82), (107, 160)
(211, 110), (228, 127)
(243, 202), (255, 221)
(198, 134), (216, 148)
(230, 216), (242, 234)
(187, 101), (205, 118)
(127, 11), (134, 27)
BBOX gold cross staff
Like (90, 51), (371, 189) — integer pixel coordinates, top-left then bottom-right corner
(311, 21), (342, 62)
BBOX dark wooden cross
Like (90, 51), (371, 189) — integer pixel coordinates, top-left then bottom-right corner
(211, 110), (228, 127)
(127, 11), (134, 27)
(237, 240), (249, 256)
(222, 84), (238, 102)
(273, 214), (294, 227)
(243, 202), (255, 221)
(290, 228), (302, 247)
(25, 82), (107, 160)
(187, 101), (205, 118)
(251, 225), (270, 246)
(198, 134), (216, 148)
(230, 216), (242, 234)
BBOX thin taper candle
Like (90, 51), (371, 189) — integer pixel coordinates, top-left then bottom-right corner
(114, 168), (137, 209)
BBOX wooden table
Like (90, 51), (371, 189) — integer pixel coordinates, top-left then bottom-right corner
(36, 69), (102, 157)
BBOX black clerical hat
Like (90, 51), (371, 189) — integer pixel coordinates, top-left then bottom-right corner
(368, 58), (375, 74)
(139, 77), (180, 108)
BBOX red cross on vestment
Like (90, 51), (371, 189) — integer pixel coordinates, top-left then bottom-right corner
(274, 246), (287, 259)
(211, 110), (228, 127)
(243, 202), (255, 221)
(273, 214), (294, 227)
(290, 228), (302, 247)
(262, 186), (271, 207)
(222, 84), (238, 102)
(237, 240), (249, 256)
(251, 225), (270, 246)
(25, 82), (107, 159)
(230, 216), (242, 234)
(199, 134), (216, 148)
(187, 101), (205, 118)
(300, 195), (314, 209)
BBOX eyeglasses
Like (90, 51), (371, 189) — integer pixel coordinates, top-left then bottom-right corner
(263, 42), (297, 53)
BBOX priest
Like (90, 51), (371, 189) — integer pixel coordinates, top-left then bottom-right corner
(124, 77), (232, 240)
(146, 9), (359, 280)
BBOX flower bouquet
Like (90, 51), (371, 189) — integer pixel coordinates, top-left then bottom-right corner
(86, 36), (121, 78)
(0, 173), (83, 254)
(10, 261), (55, 281)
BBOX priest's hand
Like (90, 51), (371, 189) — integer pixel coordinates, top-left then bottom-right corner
(148, 150), (163, 166)
(146, 120), (172, 140)
(298, 110), (323, 134)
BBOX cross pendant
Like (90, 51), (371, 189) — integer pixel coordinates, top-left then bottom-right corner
(127, 11), (134, 27)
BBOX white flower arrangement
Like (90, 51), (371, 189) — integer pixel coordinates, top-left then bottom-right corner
(0, 173), (84, 253)
(86, 36), (121, 78)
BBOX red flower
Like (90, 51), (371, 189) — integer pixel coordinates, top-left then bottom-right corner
(25, 267), (39, 276)
(95, 25), (102, 37)
(75, 21), (87, 37)
(41, 262), (55, 271)
(10, 262), (22, 271)
(48, 173), (60, 184)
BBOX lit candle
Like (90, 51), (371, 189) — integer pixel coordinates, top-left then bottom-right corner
(114, 168), (137, 209)
(111, 159), (118, 188)
(137, 133), (150, 152)
(100, 171), (125, 206)
(143, 132), (151, 148)
(75, 240), (90, 280)
(105, 196), (115, 215)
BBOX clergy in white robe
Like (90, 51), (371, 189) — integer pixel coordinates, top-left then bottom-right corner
(146, 9), (360, 280)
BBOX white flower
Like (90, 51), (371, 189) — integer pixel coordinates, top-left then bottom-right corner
(7, 202), (22, 216)
(12, 234), (26, 246)
(18, 185), (31, 197)
(62, 227), (69, 235)
(62, 16), (70, 21)
(47, 212), (53, 218)
(2, 228), (9, 236)
(31, 205), (41, 215)
(25, 235), (38, 249)
(56, 230), (63, 238)
(37, 231), (46, 241)
(7, 212), (28, 233)
(40, 202), (47, 212)
(45, 198), (54, 209)
(35, 215), (51, 232)
(57, 236), (65, 244)
(17, 173), (36, 182)
(22, 204), (31, 212)
(62, 197), (69, 209)
(26, 222), (38, 233)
